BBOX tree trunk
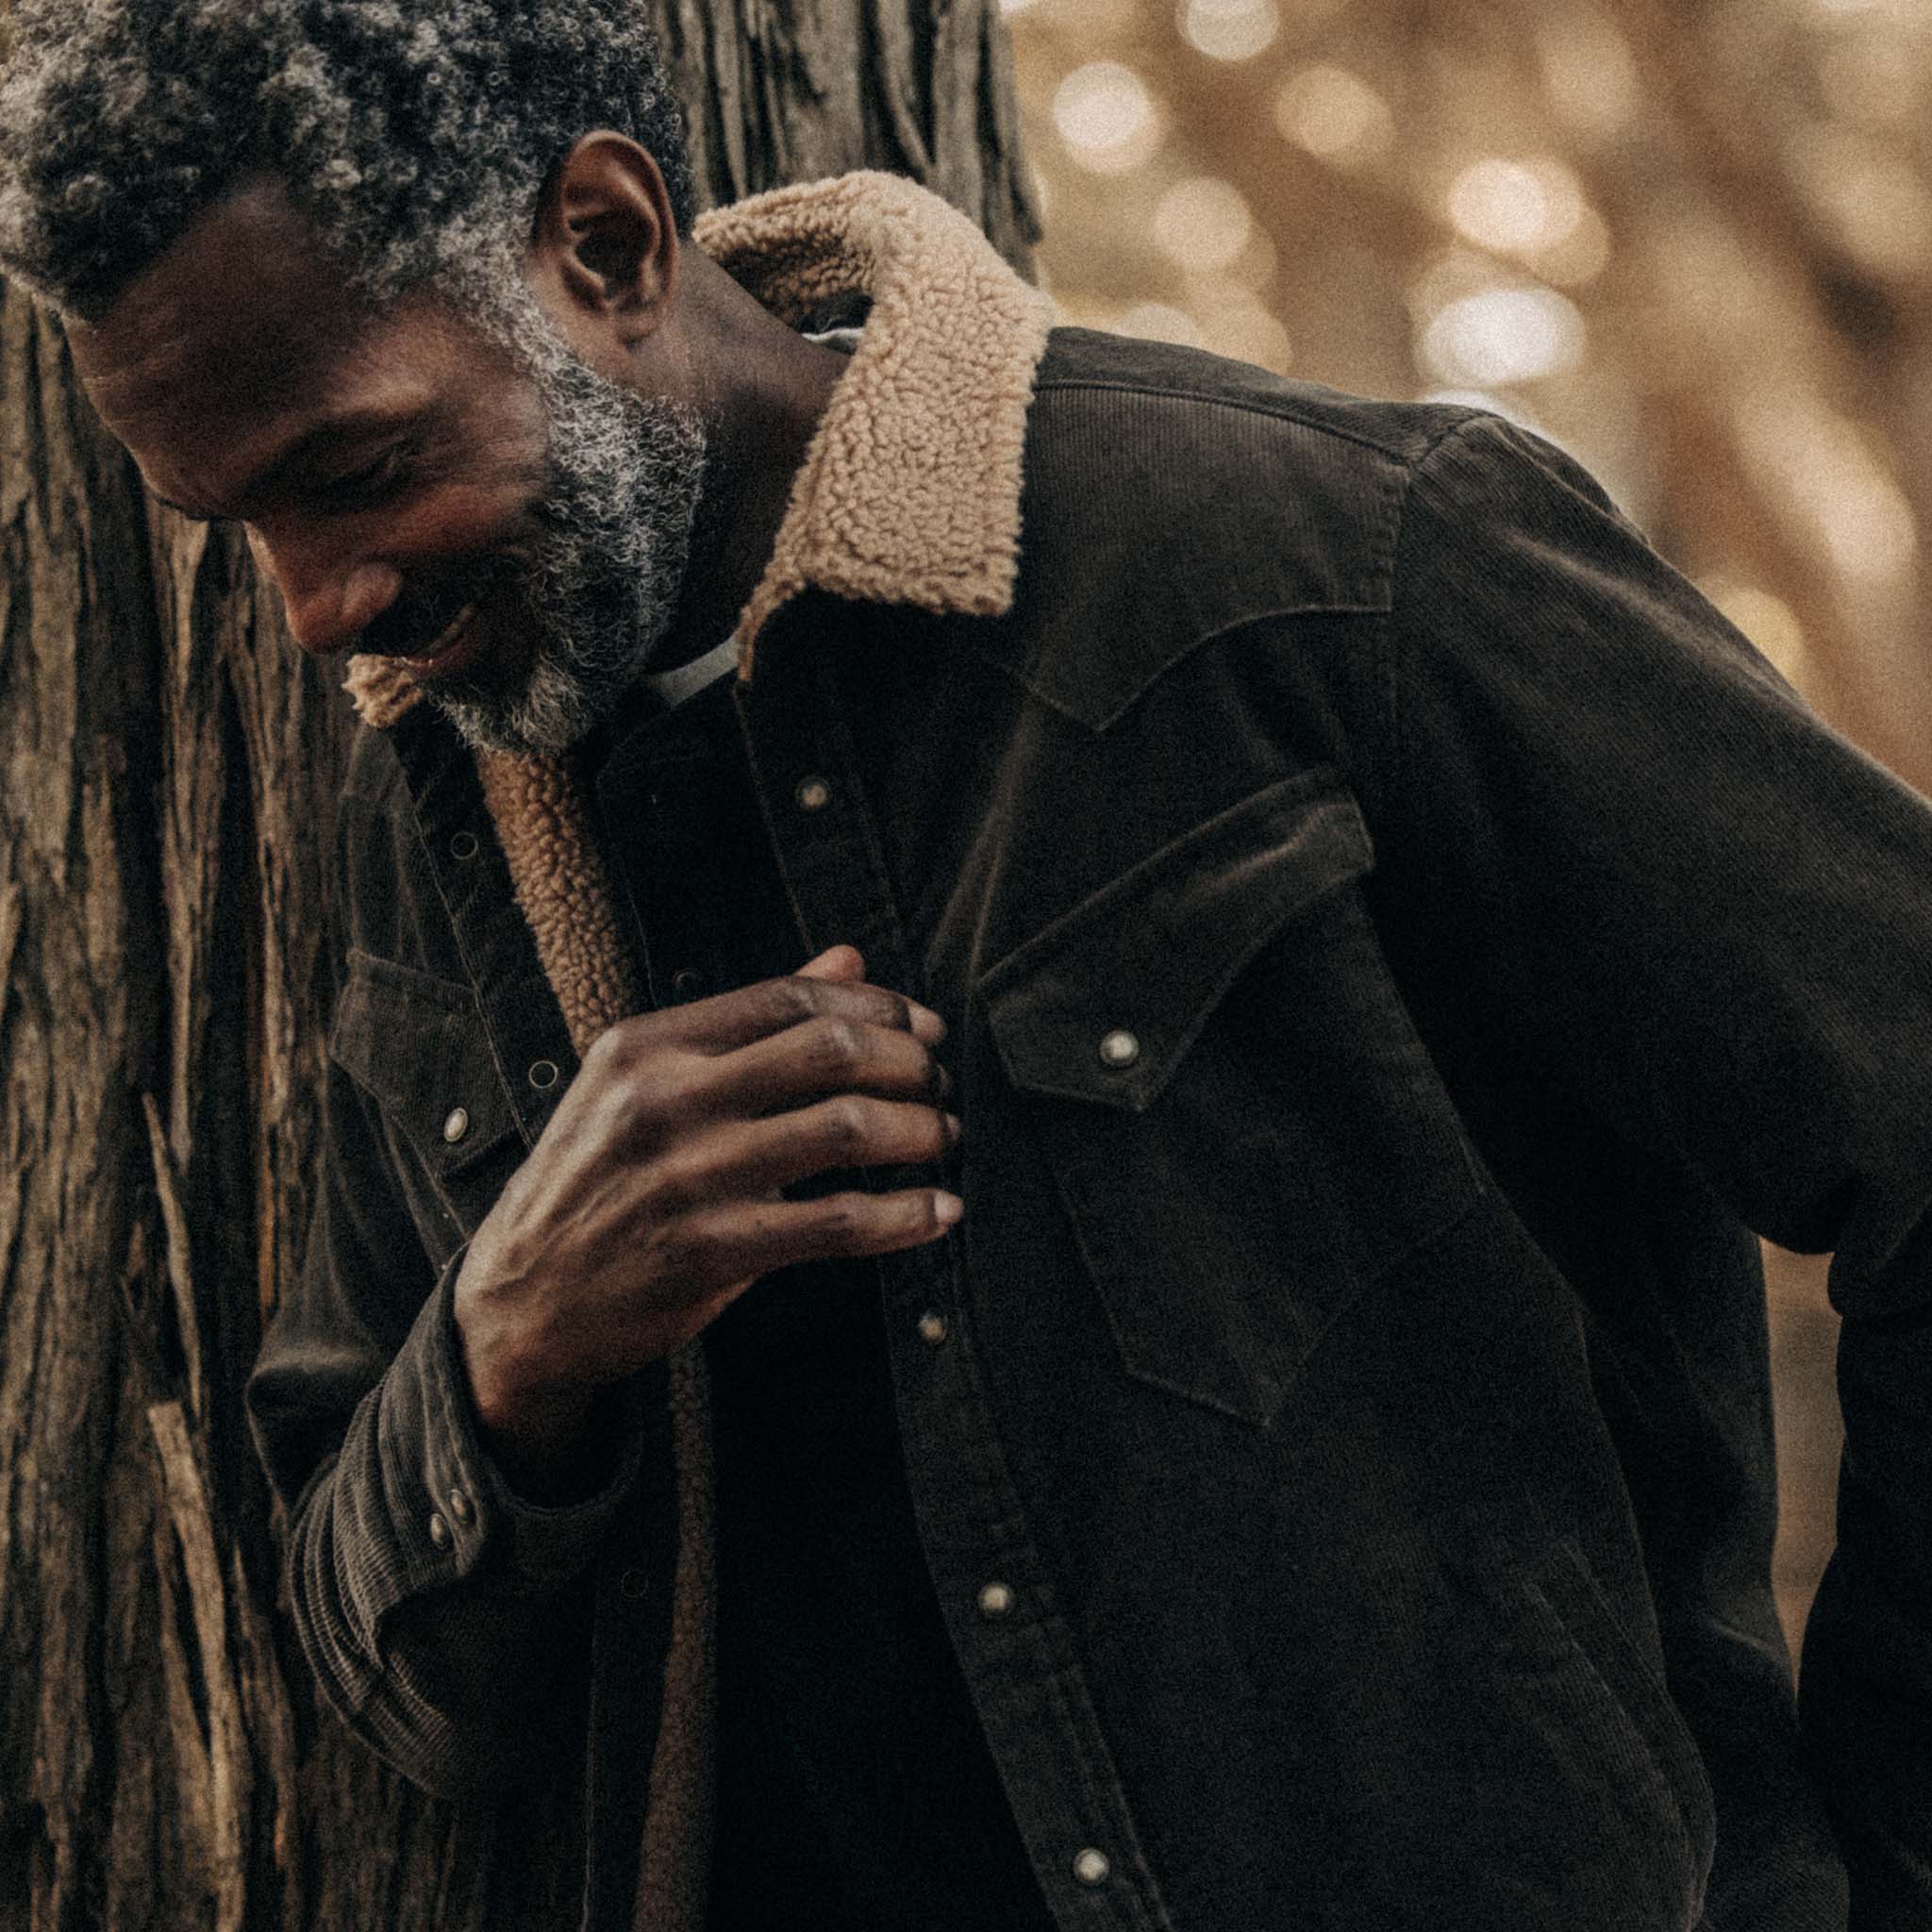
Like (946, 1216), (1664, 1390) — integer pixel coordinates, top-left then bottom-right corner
(0, 11), (1036, 1927)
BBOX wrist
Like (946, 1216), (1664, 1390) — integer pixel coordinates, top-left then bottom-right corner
(452, 1246), (598, 1498)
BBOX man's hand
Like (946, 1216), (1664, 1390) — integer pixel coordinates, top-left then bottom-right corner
(452, 945), (960, 1484)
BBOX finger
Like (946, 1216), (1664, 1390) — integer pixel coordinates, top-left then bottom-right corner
(669, 1188), (963, 1291)
(791, 947), (949, 1042)
(670, 1095), (960, 1204)
(712, 1009), (948, 1115)
(796, 944), (865, 982)
(661, 973), (945, 1057)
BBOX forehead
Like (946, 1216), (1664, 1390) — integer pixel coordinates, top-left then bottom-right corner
(68, 179), (465, 495)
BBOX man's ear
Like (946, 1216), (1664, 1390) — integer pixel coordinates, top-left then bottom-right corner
(530, 131), (679, 342)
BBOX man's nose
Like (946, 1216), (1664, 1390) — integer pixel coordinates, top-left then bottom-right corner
(245, 525), (403, 657)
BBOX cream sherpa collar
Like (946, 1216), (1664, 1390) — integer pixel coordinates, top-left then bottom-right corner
(343, 170), (1053, 724)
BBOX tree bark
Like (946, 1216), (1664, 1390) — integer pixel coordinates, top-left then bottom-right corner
(0, 10), (1036, 1927)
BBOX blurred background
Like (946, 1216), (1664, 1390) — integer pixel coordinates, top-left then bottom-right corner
(1004, 0), (1932, 1653)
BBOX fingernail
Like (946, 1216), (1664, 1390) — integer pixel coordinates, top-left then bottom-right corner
(943, 1111), (962, 1145)
(910, 1005), (947, 1043)
(933, 1191), (964, 1226)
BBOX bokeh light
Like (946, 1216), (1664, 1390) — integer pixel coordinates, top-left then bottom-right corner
(1179, 0), (1280, 62)
(1053, 61), (1163, 174)
(1445, 156), (1612, 285)
(1447, 158), (1574, 253)
(1274, 65), (1395, 165)
(1153, 176), (1255, 272)
(1420, 286), (1589, 387)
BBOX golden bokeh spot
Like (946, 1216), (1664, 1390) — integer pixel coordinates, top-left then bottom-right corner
(1419, 286), (1589, 388)
(1447, 158), (1583, 254)
(1053, 60), (1164, 175)
(1178, 0), (1280, 62)
(1154, 176), (1255, 273)
(1274, 65), (1395, 165)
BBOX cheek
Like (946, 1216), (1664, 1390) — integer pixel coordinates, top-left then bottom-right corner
(456, 403), (552, 504)
(391, 479), (542, 563)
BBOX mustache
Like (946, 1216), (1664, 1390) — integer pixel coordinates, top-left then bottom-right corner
(357, 555), (524, 658)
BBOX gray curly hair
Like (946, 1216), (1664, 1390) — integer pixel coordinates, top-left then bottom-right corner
(0, 0), (699, 321)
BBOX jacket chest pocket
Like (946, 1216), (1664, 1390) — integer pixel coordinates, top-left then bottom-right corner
(981, 772), (1482, 1429)
(329, 948), (526, 1257)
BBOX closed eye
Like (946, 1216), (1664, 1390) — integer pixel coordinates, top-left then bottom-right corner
(312, 443), (416, 511)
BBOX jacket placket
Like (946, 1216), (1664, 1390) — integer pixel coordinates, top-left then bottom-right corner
(734, 619), (1178, 1932)
(389, 704), (583, 1151)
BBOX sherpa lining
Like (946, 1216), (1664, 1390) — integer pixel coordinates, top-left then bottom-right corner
(696, 170), (1053, 676)
(342, 169), (1052, 721)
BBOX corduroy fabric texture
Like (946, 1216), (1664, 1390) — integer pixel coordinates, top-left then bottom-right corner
(338, 175), (1056, 1927)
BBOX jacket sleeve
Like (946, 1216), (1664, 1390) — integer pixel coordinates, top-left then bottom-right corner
(1368, 412), (1932, 1927)
(246, 822), (653, 1799)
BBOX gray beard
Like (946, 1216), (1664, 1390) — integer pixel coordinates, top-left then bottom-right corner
(429, 300), (708, 758)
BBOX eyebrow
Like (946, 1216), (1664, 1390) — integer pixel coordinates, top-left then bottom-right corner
(145, 407), (421, 523)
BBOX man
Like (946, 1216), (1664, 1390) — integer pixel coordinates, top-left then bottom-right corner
(5, 3), (1930, 1927)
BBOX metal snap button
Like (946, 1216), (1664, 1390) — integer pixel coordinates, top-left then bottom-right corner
(794, 774), (832, 812)
(441, 1106), (470, 1144)
(917, 1310), (948, 1347)
(1073, 1847), (1110, 1887)
(427, 1511), (451, 1550)
(450, 830), (480, 860)
(976, 1580), (1014, 1619)
(527, 1059), (560, 1091)
(1097, 1028), (1141, 1069)
(620, 1567), (650, 1600)
(670, 967), (706, 1002)
(447, 1489), (473, 1524)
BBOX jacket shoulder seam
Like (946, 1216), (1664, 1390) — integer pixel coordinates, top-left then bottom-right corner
(1029, 375), (1479, 464)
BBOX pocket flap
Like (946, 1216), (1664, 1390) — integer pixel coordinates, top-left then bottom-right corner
(329, 949), (519, 1174)
(981, 773), (1373, 1112)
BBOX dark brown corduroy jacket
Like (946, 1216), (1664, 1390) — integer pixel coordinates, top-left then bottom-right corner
(252, 173), (1932, 1932)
